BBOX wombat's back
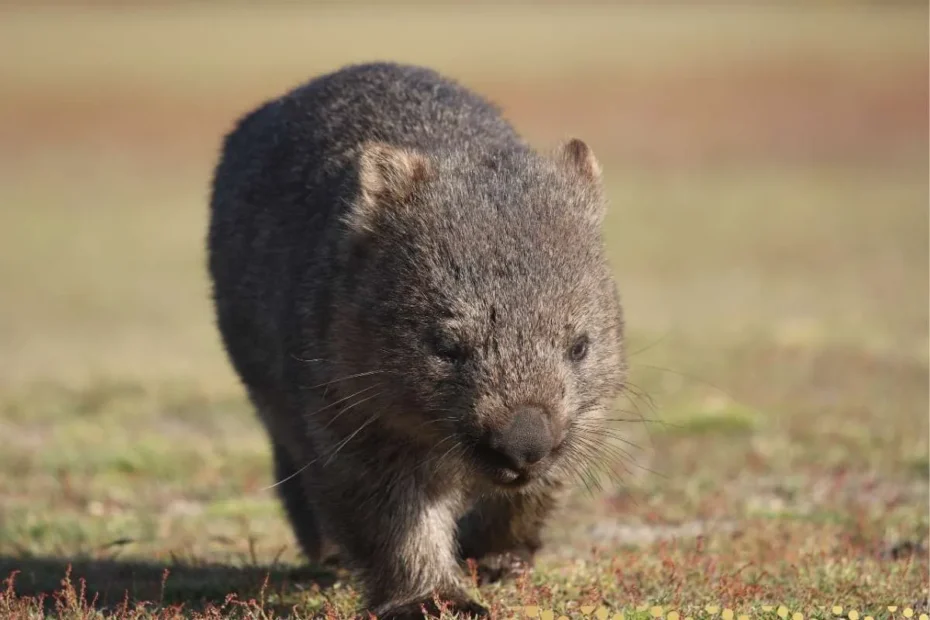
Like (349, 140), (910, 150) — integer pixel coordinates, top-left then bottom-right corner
(207, 62), (525, 402)
(213, 62), (523, 220)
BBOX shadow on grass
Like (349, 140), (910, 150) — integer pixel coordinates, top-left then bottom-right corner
(0, 554), (340, 615)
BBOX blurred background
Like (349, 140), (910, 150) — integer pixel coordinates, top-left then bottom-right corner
(0, 1), (927, 615)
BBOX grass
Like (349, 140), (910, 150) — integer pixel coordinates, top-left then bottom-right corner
(0, 2), (927, 618)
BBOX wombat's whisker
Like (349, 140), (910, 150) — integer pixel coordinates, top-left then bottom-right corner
(594, 457), (629, 485)
(586, 435), (665, 480)
(433, 442), (466, 471)
(290, 354), (332, 364)
(620, 382), (659, 414)
(637, 363), (744, 407)
(581, 434), (644, 459)
(616, 385), (660, 449)
(578, 470), (598, 496)
(626, 332), (670, 358)
(577, 440), (632, 484)
(572, 435), (636, 477)
(423, 433), (458, 458)
(556, 445), (596, 491)
(422, 438), (465, 473)
(265, 392), (386, 489)
(263, 456), (318, 491)
(411, 416), (460, 432)
(595, 447), (638, 480)
(324, 411), (383, 466)
(621, 378), (655, 400)
(605, 416), (681, 433)
(368, 442), (465, 512)
(583, 435), (640, 465)
(321, 389), (385, 429)
(576, 419), (643, 439)
(303, 383), (382, 420)
(601, 414), (667, 425)
(300, 369), (388, 391)
(572, 422), (644, 452)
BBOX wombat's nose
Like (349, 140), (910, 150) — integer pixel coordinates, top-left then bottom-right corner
(487, 405), (554, 471)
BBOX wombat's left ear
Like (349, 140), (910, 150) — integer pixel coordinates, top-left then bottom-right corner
(344, 141), (436, 235)
(357, 142), (434, 210)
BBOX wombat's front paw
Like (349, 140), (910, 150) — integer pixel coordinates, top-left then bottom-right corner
(374, 593), (489, 619)
(471, 551), (533, 586)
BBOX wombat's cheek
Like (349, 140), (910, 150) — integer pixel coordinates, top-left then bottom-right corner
(451, 406), (487, 442)
(552, 416), (572, 447)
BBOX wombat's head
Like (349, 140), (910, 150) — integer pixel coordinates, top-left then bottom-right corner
(331, 138), (627, 490)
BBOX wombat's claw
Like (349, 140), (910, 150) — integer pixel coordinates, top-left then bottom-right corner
(473, 552), (533, 586)
(322, 552), (343, 567)
(374, 595), (490, 619)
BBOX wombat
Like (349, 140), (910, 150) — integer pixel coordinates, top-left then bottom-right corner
(207, 62), (627, 619)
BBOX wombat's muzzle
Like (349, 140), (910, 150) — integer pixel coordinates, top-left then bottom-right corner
(479, 405), (555, 485)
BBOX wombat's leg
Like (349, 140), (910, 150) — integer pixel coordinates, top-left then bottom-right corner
(374, 597), (489, 620)
(318, 476), (487, 619)
(271, 440), (327, 564)
(456, 488), (560, 585)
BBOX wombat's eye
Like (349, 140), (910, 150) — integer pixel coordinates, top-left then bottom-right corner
(432, 334), (468, 365)
(568, 334), (590, 363)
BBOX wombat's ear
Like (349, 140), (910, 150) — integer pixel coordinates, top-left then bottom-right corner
(556, 138), (602, 185)
(356, 142), (434, 212)
(555, 138), (606, 225)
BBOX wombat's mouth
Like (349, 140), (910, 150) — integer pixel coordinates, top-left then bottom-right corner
(470, 442), (541, 489)
(491, 467), (531, 488)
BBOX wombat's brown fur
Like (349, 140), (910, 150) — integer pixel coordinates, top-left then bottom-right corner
(207, 62), (627, 618)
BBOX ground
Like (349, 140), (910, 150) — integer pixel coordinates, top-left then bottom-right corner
(0, 3), (926, 619)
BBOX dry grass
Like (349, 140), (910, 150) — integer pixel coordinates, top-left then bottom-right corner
(0, 3), (926, 618)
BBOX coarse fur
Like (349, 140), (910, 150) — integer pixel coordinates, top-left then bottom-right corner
(207, 62), (627, 618)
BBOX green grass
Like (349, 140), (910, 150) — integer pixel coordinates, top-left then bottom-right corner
(0, 3), (927, 618)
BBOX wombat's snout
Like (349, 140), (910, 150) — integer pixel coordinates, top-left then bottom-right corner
(484, 405), (555, 475)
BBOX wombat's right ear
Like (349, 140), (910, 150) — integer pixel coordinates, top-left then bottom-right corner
(556, 138), (602, 186)
(555, 138), (606, 226)
(353, 142), (434, 220)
